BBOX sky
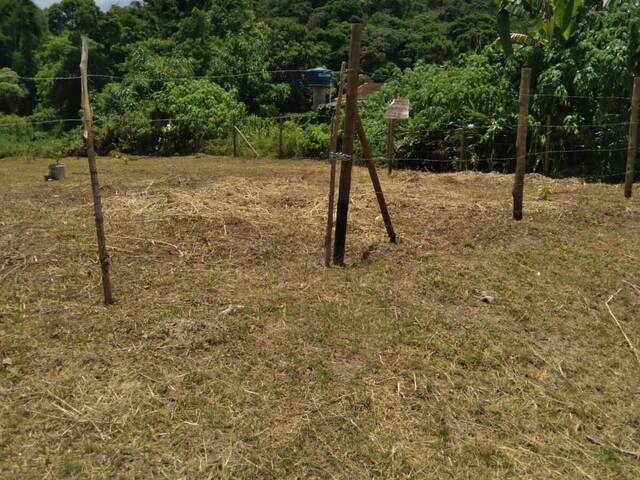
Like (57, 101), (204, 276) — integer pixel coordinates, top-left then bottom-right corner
(34, 0), (133, 10)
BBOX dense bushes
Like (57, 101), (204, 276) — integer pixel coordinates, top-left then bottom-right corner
(357, 1), (640, 178)
(0, 114), (84, 158)
(359, 55), (518, 170)
(93, 80), (245, 155)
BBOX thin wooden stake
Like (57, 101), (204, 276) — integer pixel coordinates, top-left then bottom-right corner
(457, 127), (466, 171)
(324, 61), (346, 268)
(278, 118), (284, 159)
(387, 120), (395, 175)
(605, 288), (640, 367)
(544, 114), (552, 175)
(356, 114), (396, 244)
(513, 68), (531, 221)
(232, 124), (238, 157)
(80, 36), (114, 305)
(625, 77), (640, 199)
(234, 125), (259, 157)
(333, 24), (362, 266)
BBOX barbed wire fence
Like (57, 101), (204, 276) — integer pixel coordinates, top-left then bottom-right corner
(1, 68), (638, 197)
(1, 67), (638, 189)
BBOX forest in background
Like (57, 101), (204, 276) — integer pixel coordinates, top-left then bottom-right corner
(0, 0), (639, 179)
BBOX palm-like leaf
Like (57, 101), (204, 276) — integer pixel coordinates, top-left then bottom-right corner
(496, 0), (584, 56)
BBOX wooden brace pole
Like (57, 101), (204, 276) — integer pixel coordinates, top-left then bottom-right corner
(356, 114), (396, 244)
(513, 68), (531, 221)
(324, 61), (347, 267)
(234, 125), (259, 157)
(80, 36), (114, 305)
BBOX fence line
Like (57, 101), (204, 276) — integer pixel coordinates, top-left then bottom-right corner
(458, 121), (630, 131)
(584, 170), (640, 180)
(527, 94), (632, 101)
(536, 147), (628, 155)
(529, 122), (630, 129)
(0, 118), (85, 127)
(1, 68), (339, 83)
(0, 112), (332, 128)
(1, 118), (630, 130)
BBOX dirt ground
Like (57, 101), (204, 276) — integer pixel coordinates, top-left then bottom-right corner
(1, 155), (639, 479)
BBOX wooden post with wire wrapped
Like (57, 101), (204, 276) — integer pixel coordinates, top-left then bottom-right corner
(331, 25), (396, 266)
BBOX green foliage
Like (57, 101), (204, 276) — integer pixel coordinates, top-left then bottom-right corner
(47, 0), (102, 35)
(92, 77), (245, 155)
(0, 68), (28, 114)
(0, 113), (83, 158)
(153, 80), (245, 154)
(0, 0), (46, 77)
(497, 0), (584, 56)
(0, 0), (637, 180)
(359, 0), (638, 177)
(360, 56), (518, 167)
(277, 120), (330, 158)
(35, 33), (112, 119)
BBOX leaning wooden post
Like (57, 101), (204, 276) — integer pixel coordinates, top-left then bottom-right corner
(234, 125), (259, 157)
(387, 120), (395, 175)
(333, 24), (362, 266)
(356, 114), (396, 244)
(513, 68), (531, 221)
(324, 62), (346, 267)
(80, 36), (114, 305)
(624, 77), (640, 199)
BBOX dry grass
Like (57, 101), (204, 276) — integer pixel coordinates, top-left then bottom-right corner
(1, 154), (639, 479)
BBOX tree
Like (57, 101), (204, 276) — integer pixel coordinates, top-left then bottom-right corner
(35, 33), (111, 120)
(0, 68), (28, 113)
(47, 0), (102, 35)
(0, 0), (46, 76)
(153, 80), (245, 153)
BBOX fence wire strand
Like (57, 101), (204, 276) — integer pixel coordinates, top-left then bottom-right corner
(0, 68), (339, 83)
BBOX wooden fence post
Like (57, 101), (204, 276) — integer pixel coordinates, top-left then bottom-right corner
(278, 118), (284, 159)
(513, 68), (531, 221)
(232, 123), (238, 157)
(80, 36), (114, 305)
(333, 24), (362, 266)
(325, 61), (347, 267)
(544, 114), (552, 175)
(457, 127), (466, 171)
(625, 77), (640, 199)
(387, 119), (395, 175)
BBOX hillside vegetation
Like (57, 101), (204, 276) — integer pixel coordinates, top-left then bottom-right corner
(0, 0), (639, 179)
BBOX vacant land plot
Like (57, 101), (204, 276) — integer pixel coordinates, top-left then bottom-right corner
(1, 155), (639, 479)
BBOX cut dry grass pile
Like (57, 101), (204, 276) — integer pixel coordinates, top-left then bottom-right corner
(1, 155), (639, 479)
